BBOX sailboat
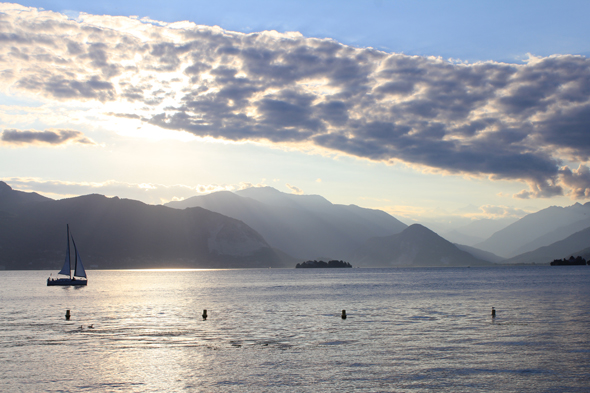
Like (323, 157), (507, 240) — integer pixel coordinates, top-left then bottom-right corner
(47, 224), (88, 286)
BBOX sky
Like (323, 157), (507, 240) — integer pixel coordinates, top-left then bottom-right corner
(1, 0), (590, 228)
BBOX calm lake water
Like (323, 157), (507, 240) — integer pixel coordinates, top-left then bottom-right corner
(1, 267), (589, 392)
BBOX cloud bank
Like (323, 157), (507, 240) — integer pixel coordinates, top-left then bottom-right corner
(1, 4), (590, 198)
(1, 128), (96, 146)
(1, 177), (234, 204)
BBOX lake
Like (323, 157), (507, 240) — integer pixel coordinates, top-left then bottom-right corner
(1, 266), (589, 392)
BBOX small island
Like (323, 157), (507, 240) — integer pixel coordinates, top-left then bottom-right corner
(295, 260), (352, 268)
(550, 256), (588, 266)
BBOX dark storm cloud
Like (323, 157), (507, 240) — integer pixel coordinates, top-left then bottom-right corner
(1, 4), (590, 198)
(1, 128), (96, 146)
(537, 104), (590, 159)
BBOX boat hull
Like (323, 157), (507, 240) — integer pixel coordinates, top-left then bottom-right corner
(47, 278), (87, 286)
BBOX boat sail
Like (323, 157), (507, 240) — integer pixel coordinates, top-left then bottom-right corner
(47, 225), (88, 286)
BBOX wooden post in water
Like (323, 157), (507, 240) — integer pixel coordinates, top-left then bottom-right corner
(65, 310), (71, 320)
(202, 309), (208, 320)
(341, 310), (347, 319)
(491, 307), (496, 318)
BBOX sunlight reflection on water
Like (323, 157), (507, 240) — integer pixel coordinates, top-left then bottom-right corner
(0, 267), (589, 392)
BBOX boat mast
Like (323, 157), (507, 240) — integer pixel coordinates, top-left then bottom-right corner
(67, 224), (72, 280)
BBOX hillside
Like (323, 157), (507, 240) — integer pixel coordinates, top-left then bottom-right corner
(505, 227), (590, 265)
(455, 244), (506, 264)
(440, 217), (517, 246)
(166, 186), (407, 260)
(475, 203), (590, 257)
(511, 217), (590, 256)
(351, 224), (493, 267)
(0, 182), (287, 270)
(0, 181), (51, 214)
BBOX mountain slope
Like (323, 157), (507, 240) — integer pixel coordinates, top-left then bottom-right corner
(441, 217), (517, 246)
(351, 224), (493, 267)
(0, 181), (51, 215)
(0, 187), (286, 270)
(166, 187), (407, 260)
(475, 203), (590, 257)
(511, 217), (590, 256)
(455, 244), (506, 264)
(505, 227), (590, 265)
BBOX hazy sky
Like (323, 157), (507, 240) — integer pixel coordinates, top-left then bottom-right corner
(1, 1), (590, 227)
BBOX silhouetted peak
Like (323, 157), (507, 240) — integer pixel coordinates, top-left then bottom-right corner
(60, 193), (109, 205)
(400, 224), (446, 243)
(403, 223), (435, 235)
(237, 187), (333, 211)
(204, 190), (245, 201)
(0, 182), (52, 208)
(0, 181), (12, 195)
(406, 223), (427, 230)
(236, 186), (281, 198)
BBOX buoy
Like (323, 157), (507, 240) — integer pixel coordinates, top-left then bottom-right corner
(491, 307), (496, 318)
(202, 309), (208, 320)
(65, 310), (71, 320)
(341, 310), (347, 319)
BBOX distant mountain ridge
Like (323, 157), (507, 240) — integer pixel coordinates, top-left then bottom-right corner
(505, 226), (590, 265)
(440, 217), (518, 246)
(350, 224), (492, 267)
(5, 180), (590, 269)
(511, 217), (590, 256)
(0, 182), (287, 270)
(166, 186), (407, 260)
(475, 203), (590, 258)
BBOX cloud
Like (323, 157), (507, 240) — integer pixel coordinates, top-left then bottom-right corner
(559, 164), (590, 199)
(238, 181), (267, 190)
(1, 4), (590, 198)
(479, 205), (529, 218)
(1, 128), (96, 146)
(285, 183), (304, 195)
(384, 203), (530, 226)
(1, 177), (235, 204)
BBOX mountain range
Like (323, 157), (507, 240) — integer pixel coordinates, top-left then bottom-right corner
(439, 217), (519, 246)
(351, 224), (492, 267)
(475, 203), (590, 258)
(2, 180), (590, 269)
(504, 226), (590, 265)
(165, 186), (407, 261)
(0, 182), (287, 270)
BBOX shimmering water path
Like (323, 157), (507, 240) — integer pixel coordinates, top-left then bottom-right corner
(1, 267), (589, 392)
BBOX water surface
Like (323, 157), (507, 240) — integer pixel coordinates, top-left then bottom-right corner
(1, 267), (589, 392)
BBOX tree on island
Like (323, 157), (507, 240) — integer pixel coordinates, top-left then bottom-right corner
(550, 256), (588, 266)
(295, 260), (352, 268)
